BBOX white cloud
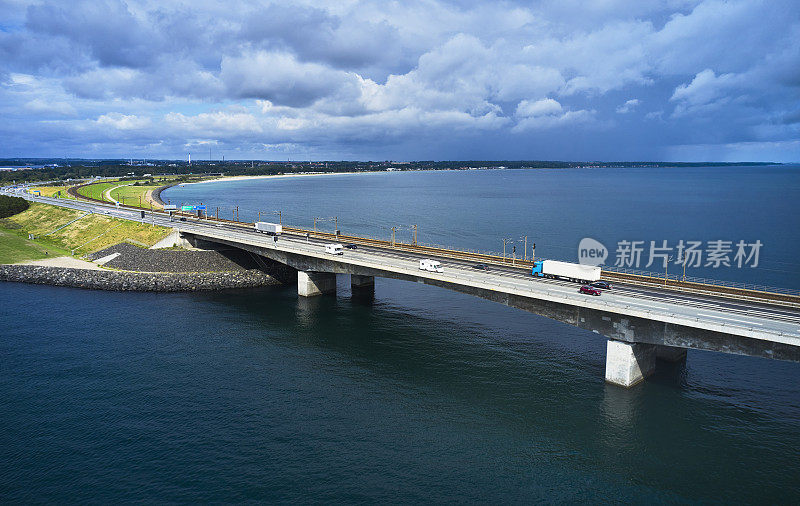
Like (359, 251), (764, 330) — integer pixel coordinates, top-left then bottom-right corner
(670, 69), (740, 116)
(512, 109), (595, 132)
(616, 99), (640, 114)
(96, 113), (150, 130)
(511, 98), (594, 131)
(516, 98), (562, 118)
(25, 98), (76, 116)
(164, 110), (263, 135)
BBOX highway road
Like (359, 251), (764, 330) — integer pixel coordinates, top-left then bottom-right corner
(4, 185), (800, 344)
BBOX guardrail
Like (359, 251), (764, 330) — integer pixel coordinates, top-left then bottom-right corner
(604, 265), (800, 295)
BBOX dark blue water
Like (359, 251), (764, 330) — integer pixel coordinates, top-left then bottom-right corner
(3, 166), (800, 502)
(2, 281), (800, 503)
(165, 166), (800, 290)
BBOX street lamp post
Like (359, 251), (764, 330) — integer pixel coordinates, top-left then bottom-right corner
(502, 238), (513, 262)
(523, 235), (528, 261)
(683, 256), (687, 282)
(314, 216), (339, 236)
(665, 255), (674, 287)
(679, 252), (688, 282)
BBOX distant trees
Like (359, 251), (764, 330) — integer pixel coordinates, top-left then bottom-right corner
(0, 159), (778, 184)
(0, 195), (30, 218)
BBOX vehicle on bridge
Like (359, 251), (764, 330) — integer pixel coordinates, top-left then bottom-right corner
(420, 259), (444, 273)
(325, 243), (344, 255)
(591, 281), (612, 290)
(532, 260), (601, 284)
(579, 285), (602, 296)
(255, 221), (282, 235)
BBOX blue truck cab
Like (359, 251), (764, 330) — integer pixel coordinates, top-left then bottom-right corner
(531, 260), (544, 277)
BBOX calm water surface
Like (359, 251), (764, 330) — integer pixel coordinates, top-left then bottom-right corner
(2, 167), (800, 502)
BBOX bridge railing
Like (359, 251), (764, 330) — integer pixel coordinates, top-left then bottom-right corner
(604, 266), (800, 296)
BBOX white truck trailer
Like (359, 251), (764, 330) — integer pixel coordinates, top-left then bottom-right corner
(254, 221), (282, 235)
(531, 260), (601, 283)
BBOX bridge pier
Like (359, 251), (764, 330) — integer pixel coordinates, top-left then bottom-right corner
(655, 344), (687, 363)
(350, 274), (374, 292)
(298, 271), (336, 297)
(605, 340), (656, 388)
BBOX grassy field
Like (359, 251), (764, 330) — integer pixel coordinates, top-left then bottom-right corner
(75, 175), (204, 208)
(0, 202), (171, 261)
(75, 181), (123, 202)
(0, 228), (70, 263)
(29, 185), (77, 199)
(109, 183), (162, 208)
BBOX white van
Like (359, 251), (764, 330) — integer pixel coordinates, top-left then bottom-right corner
(325, 243), (344, 255)
(419, 259), (443, 273)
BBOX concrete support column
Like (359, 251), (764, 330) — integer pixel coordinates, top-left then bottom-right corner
(605, 340), (656, 388)
(655, 344), (687, 363)
(298, 271), (336, 297)
(350, 274), (374, 291)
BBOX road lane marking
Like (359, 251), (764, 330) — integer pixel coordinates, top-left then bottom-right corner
(696, 313), (763, 325)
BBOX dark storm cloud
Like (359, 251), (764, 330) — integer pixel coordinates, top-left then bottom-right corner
(242, 3), (411, 75)
(0, 0), (798, 161)
(25, 0), (161, 68)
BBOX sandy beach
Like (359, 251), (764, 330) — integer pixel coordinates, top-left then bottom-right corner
(187, 171), (390, 185)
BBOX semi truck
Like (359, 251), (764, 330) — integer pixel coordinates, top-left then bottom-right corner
(531, 260), (601, 283)
(254, 221), (282, 235)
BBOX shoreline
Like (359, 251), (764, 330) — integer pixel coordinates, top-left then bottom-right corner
(184, 169), (460, 186)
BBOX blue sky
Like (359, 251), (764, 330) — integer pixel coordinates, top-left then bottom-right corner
(0, 0), (798, 161)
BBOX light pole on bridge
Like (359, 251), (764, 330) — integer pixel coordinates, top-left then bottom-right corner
(665, 255), (674, 287)
(502, 238), (513, 263)
(313, 216), (338, 236)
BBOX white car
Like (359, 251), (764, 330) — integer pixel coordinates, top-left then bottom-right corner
(325, 243), (344, 255)
(419, 259), (443, 273)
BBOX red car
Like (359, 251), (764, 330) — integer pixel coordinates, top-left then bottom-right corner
(579, 285), (601, 296)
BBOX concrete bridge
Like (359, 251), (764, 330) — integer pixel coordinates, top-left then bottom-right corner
(178, 224), (800, 387)
(10, 189), (800, 388)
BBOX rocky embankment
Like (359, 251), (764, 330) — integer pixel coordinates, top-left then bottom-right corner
(0, 265), (276, 291)
(87, 243), (258, 272)
(1, 242), (290, 292)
